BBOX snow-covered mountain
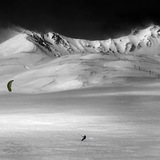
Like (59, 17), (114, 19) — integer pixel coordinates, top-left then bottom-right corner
(26, 25), (160, 56)
(0, 25), (160, 93)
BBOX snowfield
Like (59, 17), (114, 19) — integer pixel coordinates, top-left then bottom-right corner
(0, 88), (160, 160)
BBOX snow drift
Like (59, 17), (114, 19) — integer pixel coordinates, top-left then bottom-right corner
(0, 25), (160, 93)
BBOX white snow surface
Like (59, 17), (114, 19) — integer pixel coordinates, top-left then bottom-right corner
(1, 25), (160, 93)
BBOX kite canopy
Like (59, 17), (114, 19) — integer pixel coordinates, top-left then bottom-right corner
(7, 80), (14, 92)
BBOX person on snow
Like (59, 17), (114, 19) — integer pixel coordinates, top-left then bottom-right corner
(81, 135), (86, 141)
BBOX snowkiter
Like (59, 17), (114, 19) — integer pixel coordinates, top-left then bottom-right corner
(81, 135), (86, 141)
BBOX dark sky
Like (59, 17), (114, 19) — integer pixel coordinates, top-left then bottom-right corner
(0, 0), (159, 40)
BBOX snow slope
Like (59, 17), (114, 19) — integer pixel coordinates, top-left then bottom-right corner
(1, 25), (160, 93)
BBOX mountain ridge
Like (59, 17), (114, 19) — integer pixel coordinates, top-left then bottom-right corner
(24, 24), (160, 57)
